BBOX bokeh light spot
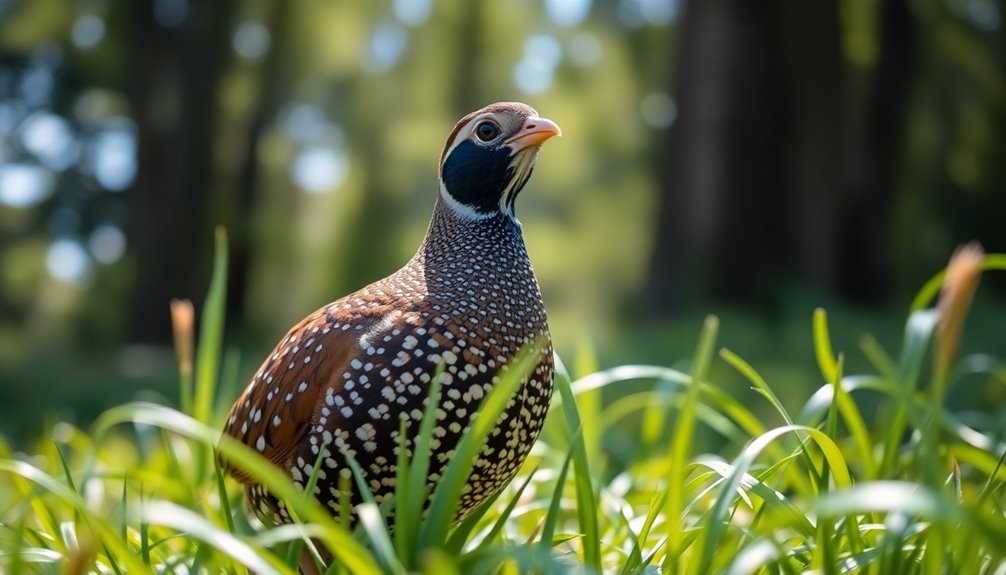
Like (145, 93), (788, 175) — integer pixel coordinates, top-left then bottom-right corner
(513, 58), (554, 95)
(291, 146), (349, 194)
(282, 104), (345, 145)
(618, 0), (681, 27)
(46, 239), (92, 283)
(545, 0), (592, 26)
(393, 0), (432, 26)
(967, 0), (1000, 30)
(0, 163), (56, 208)
(19, 67), (54, 105)
(89, 225), (127, 264)
(233, 21), (271, 60)
(71, 15), (105, 50)
(364, 22), (408, 73)
(524, 34), (562, 67)
(568, 33), (602, 67)
(640, 92), (676, 129)
(90, 119), (137, 191)
(20, 112), (78, 170)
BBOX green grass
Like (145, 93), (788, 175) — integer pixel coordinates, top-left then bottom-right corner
(2, 235), (1006, 574)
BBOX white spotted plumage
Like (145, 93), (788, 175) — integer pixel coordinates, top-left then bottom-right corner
(220, 102), (558, 528)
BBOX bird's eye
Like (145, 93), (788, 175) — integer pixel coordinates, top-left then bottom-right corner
(475, 121), (500, 142)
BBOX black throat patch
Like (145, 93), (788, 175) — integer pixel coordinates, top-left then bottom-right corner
(441, 140), (514, 215)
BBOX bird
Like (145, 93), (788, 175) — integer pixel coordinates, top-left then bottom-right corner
(220, 102), (561, 535)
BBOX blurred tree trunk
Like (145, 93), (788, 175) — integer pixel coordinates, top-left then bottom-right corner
(837, 0), (916, 300)
(646, 0), (789, 309)
(125, 1), (233, 342)
(646, 0), (906, 311)
(452, 1), (484, 114)
(226, 1), (292, 328)
(778, 0), (844, 294)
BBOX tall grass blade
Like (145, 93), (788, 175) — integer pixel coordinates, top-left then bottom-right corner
(694, 457), (813, 535)
(696, 424), (851, 573)
(357, 503), (405, 574)
(54, 442), (80, 525)
(619, 487), (666, 575)
(858, 334), (898, 378)
(139, 486), (151, 567)
(140, 500), (292, 575)
(720, 349), (793, 426)
(401, 372), (443, 567)
(879, 309), (938, 479)
(416, 340), (544, 553)
(827, 374), (875, 480)
(664, 315), (718, 572)
(4, 515), (27, 575)
(813, 308), (839, 385)
(91, 401), (380, 574)
(447, 466), (537, 553)
(284, 438), (330, 571)
(469, 469), (538, 554)
(194, 227), (228, 426)
(211, 448), (235, 533)
(191, 228), (228, 485)
(719, 349), (823, 494)
(908, 253), (1006, 312)
(539, 437), (576, 559)
(554, 351), (602, 572)
(0, 459), (152, 574)
(573, 336), (604, 468)
(812, 357), (841, 574)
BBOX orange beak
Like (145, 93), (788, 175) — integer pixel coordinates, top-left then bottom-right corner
(504, 116), (562, 153)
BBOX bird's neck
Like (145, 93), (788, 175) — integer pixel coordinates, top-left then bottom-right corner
(424, 196), (526, 255)
(407, 198), (534, 294)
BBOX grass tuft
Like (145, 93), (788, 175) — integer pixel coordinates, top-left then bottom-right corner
(2, 244), (1005, 573)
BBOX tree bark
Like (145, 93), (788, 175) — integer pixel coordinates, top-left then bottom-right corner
(646, 0), (902, 311)
(226, 0), (292, 328)
(646, 0), (788, 309)
(778, 0), (844, 293)
(125, 1), (232, 342)
(837, 0), (916, 300)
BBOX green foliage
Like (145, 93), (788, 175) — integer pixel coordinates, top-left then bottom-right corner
(2, 249), (1006, 574)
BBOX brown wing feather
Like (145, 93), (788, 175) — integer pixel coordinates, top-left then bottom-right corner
(220, 304), (374, 482)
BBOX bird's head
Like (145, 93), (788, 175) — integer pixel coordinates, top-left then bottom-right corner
(438, 102), (561, 220)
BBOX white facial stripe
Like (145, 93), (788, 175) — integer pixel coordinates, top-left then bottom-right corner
(439, 180), (493, 221)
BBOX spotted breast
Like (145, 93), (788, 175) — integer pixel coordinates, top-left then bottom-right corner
(221, 102), (561, 528)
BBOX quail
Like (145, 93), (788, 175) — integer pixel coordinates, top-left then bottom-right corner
(221, 102), (560, 531)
